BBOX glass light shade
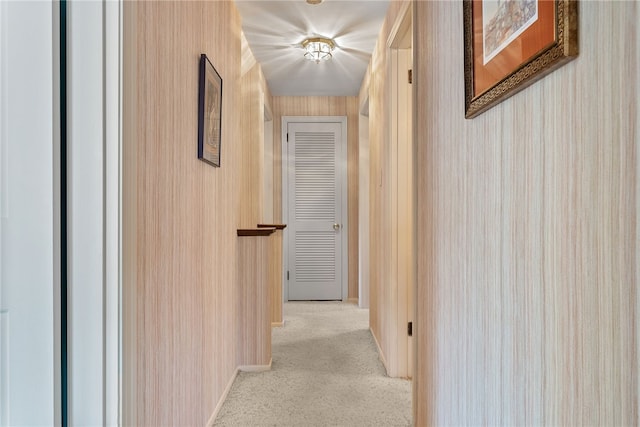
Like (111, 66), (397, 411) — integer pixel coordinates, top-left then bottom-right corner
(302, 38), (335, 64)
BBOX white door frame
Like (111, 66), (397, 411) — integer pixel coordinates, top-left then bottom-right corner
(358, 96), (370, 309)
(67, 0), (121, 423)
(0, 1), (121, 423)
(281, 116), (348, 301)
(385, 0), (414, 378)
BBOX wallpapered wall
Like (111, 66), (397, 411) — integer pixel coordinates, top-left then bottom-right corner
(414, 1), (638, 424)
(123, 2), (243, 424)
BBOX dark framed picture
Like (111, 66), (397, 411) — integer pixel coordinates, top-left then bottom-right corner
(464, 0), (578, 118)
(198, 54), (223, 167)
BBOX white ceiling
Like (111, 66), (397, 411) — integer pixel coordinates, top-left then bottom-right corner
(235, 0), (390, 96)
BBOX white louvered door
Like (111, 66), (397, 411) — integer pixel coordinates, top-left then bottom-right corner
(287, 122), (343, 300)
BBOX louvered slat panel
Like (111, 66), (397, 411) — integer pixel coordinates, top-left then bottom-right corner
(287, 121), (342, 301)
(295, 131), (335, 221)
(295, 231), (335, 281)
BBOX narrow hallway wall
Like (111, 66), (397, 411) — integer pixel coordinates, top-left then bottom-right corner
(239, 62), (273, 228)
(123, 2), (243, 424)
(414, 1), (639, 424)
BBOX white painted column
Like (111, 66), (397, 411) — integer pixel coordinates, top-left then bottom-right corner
(104, 1), (122, 424)
(67, 1), (104, 422)
(0, 1), (56, 425)
(67, 0), (121, 424)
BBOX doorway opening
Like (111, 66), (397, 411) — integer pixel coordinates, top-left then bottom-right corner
(386, 0), (414, 379)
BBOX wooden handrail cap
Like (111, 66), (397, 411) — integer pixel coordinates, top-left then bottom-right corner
(237, 228), (277, 236)
(257, 224), (287, 230)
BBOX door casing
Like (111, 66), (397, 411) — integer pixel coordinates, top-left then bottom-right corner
(386, 0), (414, 379)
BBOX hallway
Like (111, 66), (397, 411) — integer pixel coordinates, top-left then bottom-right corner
(2, 1), (638, 425)
(214, 302), (411, 426)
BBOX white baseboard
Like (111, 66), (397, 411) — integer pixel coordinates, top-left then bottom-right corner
(370, 327), (389, 375)
(205, 357), (273, 425)
(206, 367), (239, 426)
(207, 359), (273, 427)
(238, 358), (272, 372)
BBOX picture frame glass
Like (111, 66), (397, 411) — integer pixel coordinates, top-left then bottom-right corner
(472, 0), (555, 97)
(198, 54), (222, 167)
(464, 0), (577, 119)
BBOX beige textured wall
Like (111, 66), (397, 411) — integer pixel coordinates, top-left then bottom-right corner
(358, 65), (372, 310)
(240, 62), (272, 228)
(239, 53), (282, 326)
(236, 234), (272, 368)
(414, 1), (639, 424)
(272, 96), (360, 300)
(122, 2), (242, 425)
(362, 0), (411, 378)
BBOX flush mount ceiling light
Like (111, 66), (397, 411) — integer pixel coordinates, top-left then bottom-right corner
(302, 37), (335, 64)
(306, 0), (324, 4)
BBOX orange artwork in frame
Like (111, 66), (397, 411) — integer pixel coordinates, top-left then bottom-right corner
(464, 0), (578, 118)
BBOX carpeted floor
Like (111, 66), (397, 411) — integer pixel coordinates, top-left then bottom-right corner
(214, 302), (412, 426)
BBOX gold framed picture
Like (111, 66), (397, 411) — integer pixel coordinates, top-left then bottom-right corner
(464, 0), (578, 118)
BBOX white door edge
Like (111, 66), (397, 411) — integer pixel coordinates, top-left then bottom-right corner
(68, 1), (122, 423)
(281, 116), (348, 302)
(104, 0), (122, 424)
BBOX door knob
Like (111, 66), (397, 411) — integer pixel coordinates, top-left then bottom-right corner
(333, 223), (340, 231)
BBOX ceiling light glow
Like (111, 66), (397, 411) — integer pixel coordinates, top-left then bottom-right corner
(302, 37), (335, 64)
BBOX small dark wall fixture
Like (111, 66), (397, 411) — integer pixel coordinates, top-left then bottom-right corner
(198, 53), (223, 166)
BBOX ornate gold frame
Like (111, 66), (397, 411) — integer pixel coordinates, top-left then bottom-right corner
(464, 0), (578, 119)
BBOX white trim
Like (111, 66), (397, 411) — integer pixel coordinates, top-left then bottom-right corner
(370, 327), (389, 375)
(0, 4), (8, 425)
(52, 2), (62, 425)
(637, 44), (640, 416)
(387, 0), (412, 49)
(281, 119), (288, 301)
(67, 1), (122, 423)
(238, 358), (273, 372)
(204, 361), (274, 427)
(68, 1), (104, 422)
(1, 2), (57, 423)
(104, 0), (122, 425)
(205, 368), (239, 427)
(281, 116), (349, 301)
(0, 0), (7, 221)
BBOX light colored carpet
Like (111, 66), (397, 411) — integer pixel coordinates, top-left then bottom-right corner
(214, 302), (412, 426)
